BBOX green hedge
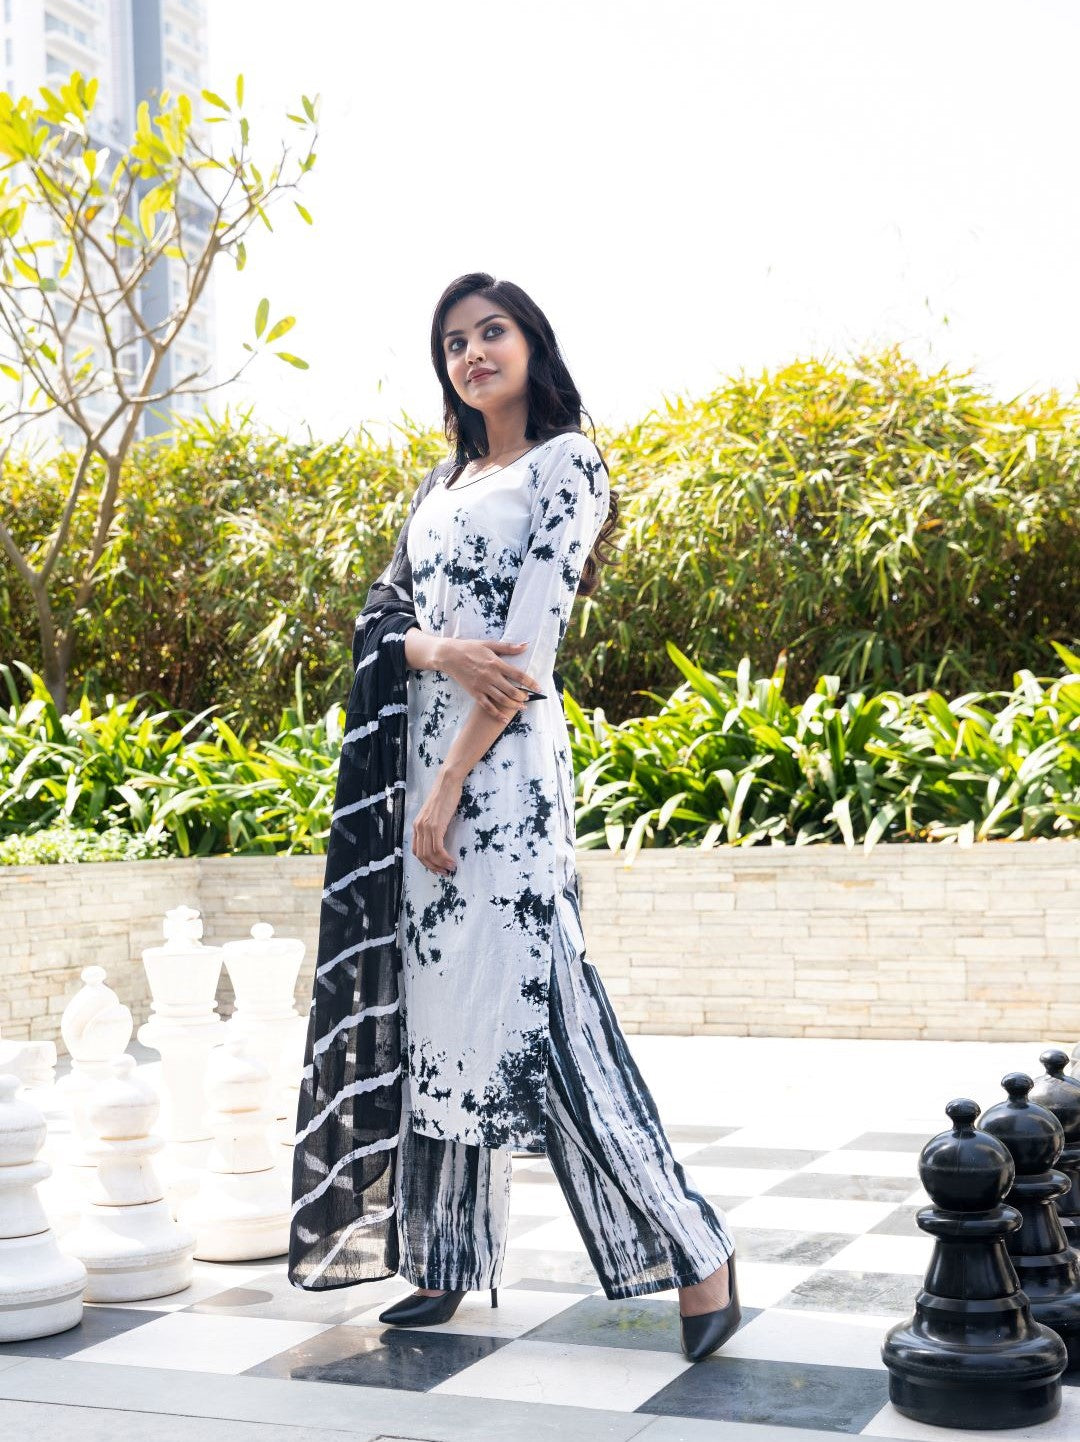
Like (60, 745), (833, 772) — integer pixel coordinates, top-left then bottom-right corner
(2, 645), (1077, 860)
(3, 347), (1079, 730)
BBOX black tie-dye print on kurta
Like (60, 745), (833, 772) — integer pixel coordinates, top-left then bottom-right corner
(400, 432), (610, 1152)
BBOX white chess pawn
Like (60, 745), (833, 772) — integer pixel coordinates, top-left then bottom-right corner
(0, 1074), (86, 1341)
(0, 1023), (57, 1094)
(56, 965), (133, 1168)
(178, 1037), (290, 1261)
(222, 922), (307, 1121)
(62, 1056), (195, 1303)
(137, 904), (224, 1158)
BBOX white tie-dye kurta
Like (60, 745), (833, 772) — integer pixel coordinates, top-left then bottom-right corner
(399, 430), (610, 1152)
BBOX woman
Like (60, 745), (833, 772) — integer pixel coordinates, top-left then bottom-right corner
(289, 273), (739, 1363)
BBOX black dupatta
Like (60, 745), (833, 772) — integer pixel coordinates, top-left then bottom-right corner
(288, 462), (444, 1291)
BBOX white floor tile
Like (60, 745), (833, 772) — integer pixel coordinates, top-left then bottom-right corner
(861, 1386), (1080, 1441)
(706, 1123), (869, 1152)
(726, 1194), (900, 1235)
(736, 1261), (819, 1307)
(509, 1184), (574, 1218)
(73, 1312), (332, 1374)
(431, 1337), (690, 1410)
(100, 1265), (264, 1312)
(677, 1165), (797, 1197)
(799, 1150), (922, 1178)
(343, 1285), (585, 1339)
(723, 1306), (895, 1369)
(509, 1216), (591, 1253)
(827, 1234), (935, 1276)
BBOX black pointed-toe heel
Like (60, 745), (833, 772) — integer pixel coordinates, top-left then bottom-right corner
(679, 1253), (741, 1362)
(378, 1285), (498, 1327)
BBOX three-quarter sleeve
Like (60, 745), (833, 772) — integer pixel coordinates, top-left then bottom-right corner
(498, 435), (610, 699)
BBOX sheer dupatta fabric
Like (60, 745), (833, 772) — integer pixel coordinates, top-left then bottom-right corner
(288, 461), (447, 1291)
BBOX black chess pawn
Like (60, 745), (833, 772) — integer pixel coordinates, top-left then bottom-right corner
(882, 1097), (1066, 1429)
(1030, 1050), (1080, 1246)
(979, 1072), (1080, 1369)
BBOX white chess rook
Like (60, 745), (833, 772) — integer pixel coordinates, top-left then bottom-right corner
(222, 921), (307, 1122)
(179, 1035), (290, 1261)
(0, 1074), (86, 1341)
(63, 1055), (195, 1303)
(137, 904), (225, 1149)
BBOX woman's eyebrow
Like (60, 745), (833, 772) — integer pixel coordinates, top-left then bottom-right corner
(443, 313), (510, 339)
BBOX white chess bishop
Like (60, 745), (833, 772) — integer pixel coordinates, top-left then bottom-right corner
(62, 1055), (195, 1303)
(178, 1036), (290, 1261)
(0, 1074), (86, 1341)
(57, 964), (134, 1169)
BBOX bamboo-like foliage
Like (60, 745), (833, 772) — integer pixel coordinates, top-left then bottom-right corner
(3, 347), (1077, 728)
(3, 645), (1078, 860)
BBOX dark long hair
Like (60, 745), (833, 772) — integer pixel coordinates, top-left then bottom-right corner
(429, 272), (619, 598)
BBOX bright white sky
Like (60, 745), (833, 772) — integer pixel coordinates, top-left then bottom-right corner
(204, 0), (1080, 447)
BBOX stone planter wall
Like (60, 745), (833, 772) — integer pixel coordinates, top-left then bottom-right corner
(1, 841), (1078, 1052)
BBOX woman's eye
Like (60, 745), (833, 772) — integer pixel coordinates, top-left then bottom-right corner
(449, 325), (504, 353)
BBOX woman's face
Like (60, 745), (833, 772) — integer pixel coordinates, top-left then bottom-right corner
(442, 294), (530, 414)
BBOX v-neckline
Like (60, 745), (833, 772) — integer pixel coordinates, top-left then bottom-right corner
(443, 439), (553, 492)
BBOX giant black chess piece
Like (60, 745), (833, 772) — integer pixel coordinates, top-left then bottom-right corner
(1030, 1049), (1080, 1246)
(882, 1098), (1066, 1429)
(979, 1072), (1080, 1369)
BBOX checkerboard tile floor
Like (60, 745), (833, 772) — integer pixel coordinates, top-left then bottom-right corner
(5, 1117), (1080, 1439)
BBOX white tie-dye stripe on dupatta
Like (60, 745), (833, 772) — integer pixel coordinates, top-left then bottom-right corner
(288, 461), (446, 1292)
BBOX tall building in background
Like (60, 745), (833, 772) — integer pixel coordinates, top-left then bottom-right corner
(1, 0), (215, 448)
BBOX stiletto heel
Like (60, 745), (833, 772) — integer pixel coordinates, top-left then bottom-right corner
(491, 1286), (498, 1308)
(679, 1253), (742, 1363)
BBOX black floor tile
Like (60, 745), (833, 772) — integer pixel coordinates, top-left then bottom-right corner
(735, 1227), (852, 1267)
(869, 1205), (925, 1237)
(520, 1293), (761, 1354)
(243, 1321), (511, 1388)
(782, 1270), (918, 1315)
(0, 1304), (167, 1358)
(763, 1173), (918, 1203)
(637, 1355), (889, 1431)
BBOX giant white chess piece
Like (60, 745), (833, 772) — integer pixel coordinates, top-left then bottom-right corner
(0, 1074), (86, 1340)
(222, 922), (307, 1122)
(137, 904), (224, 1161)
(57, 965), (133, 1168)
(178, 1036), (290, 1261)
(62, 1055), (195, 1302)
(0, 1025), (57, 1094)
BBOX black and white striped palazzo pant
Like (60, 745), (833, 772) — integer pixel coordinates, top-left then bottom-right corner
(392, 844), (735, 1301)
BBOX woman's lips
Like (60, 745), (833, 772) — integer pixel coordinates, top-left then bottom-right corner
(469, 371), (495, 382)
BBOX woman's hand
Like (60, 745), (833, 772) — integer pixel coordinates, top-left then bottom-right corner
(438, 637), (543, 719)
(412, 767), (464, 876)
